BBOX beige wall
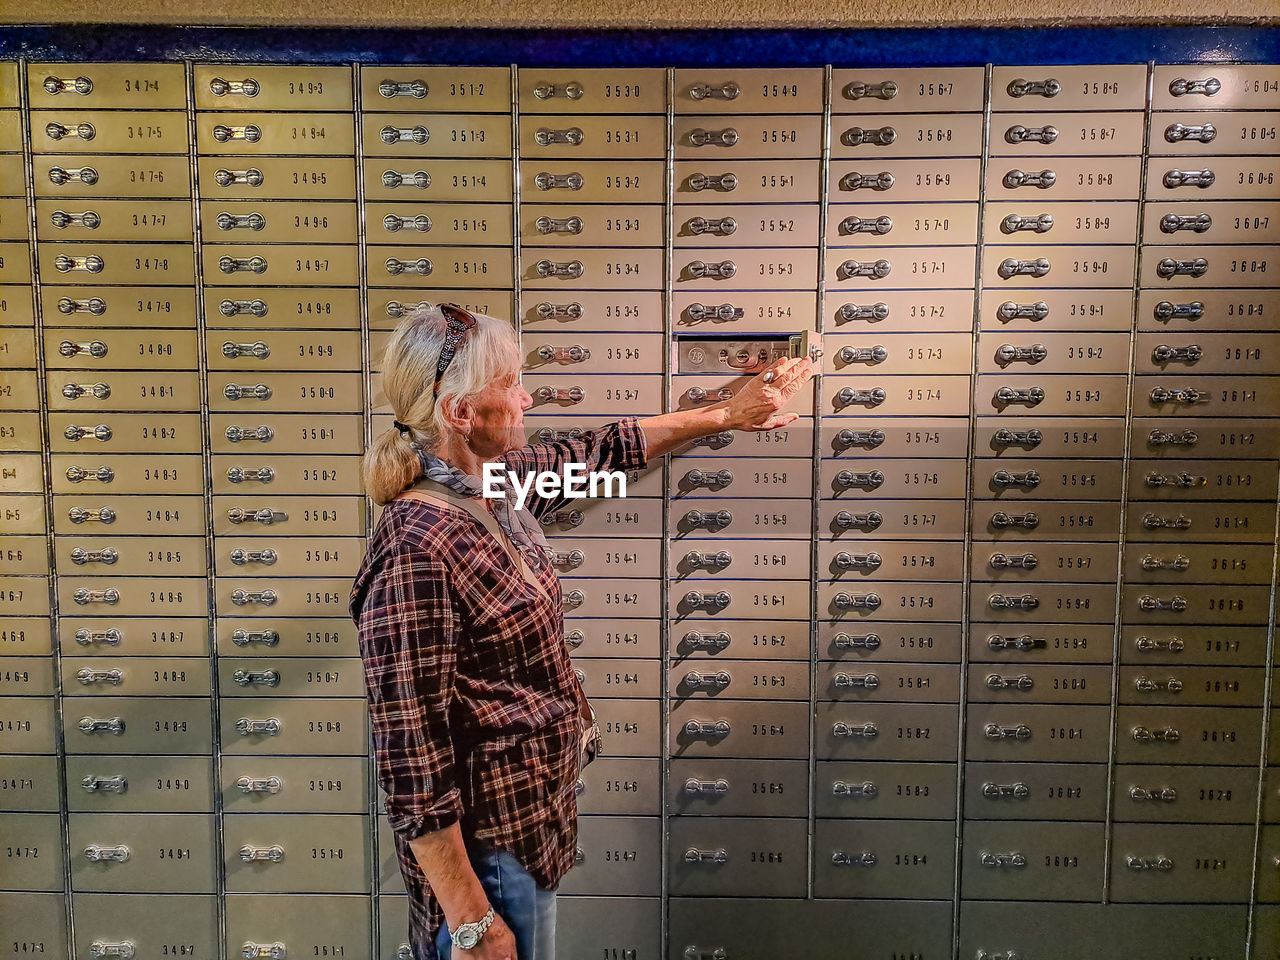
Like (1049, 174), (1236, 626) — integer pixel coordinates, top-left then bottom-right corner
(9, 0), (1279, 27)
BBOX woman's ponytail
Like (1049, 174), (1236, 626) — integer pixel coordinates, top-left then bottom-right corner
(363, 426), (422, 506)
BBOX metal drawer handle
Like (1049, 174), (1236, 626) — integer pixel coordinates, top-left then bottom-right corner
(385, 257), (433, 277)
(43, 75), (94, 95)
(836, 386), (887, 408)
(213, 167), (265, 187)
(1149, 387), (1208, 406)
(1134, 676), (1184, 693)
(833, 633), (880, 650)
(997, 259), (1051, 280)
(832, 780), (878, 798)
(1004, 124), (1058, 145)
(991, 511), (1039, 530)
(1147, 429), (1198, 448)
(984, 723), (1032, 741)
(535, 426), (586, 442)
(46, 121), (96, 141)
(387, 300), (435, 320)
(992, 428), (1042, 448)
(994, 386), (1045, 407)
(231, 589), (278, 607)
(1131, 725), (1180, 742)
(536, 344), (591, 363)
(686, 259), (737, 280)
(223, 383), (272, 401)
(687, 172), (738, 192)
(381, 169), (431, 189)
(534, 81), (584, 100)
(1163, 168), (1215, 189)
(535, 259), (584, 279)
(77, 667), (123, 685)
(233, 669), (281, 687)
(987, 635), (1044, 651)
(834, 592), (881, 611)
(683, 719), (731, 740)
(380, 125), (430, 145)
(989, 552), (1038, 569)
(218, 256), (268, 275)
(684, 591), (731, 611)
(831, 721), (878, 738)
(395, 947), (412, 960)
(551, 549), (586, 569)
(1141, 554), (1190, 571)
(684, 847), (729, 864)
(683, 509), (733, 530)
(1003, 169), (1056, 189)
(682, 631), (731, 651)
(833, 672), (879, 689)
(685, 386), (735, 404)
(989, 593), (1039, 610)
(65, 465), (114, 483)
(68, 506), (115, 524)
(839, 259), (892, 282)
(241, 942), (286, 960)
(980, 851), (1028, 868)
(540, 509), (585, 527)
(220, 299), (269, 318)
(831, 850), (878, 867)
(1153, 301), (1204, 322)
(222, 341), (271, 360)
(991, 470), (1040, 489)
(534, 302), (584, 322)
(1145, 470), (1205, 488)
(1000, 213), (1054, 235)
(839, 171), (894, 191)
(237, 776), (284, 795)
(57, 296), (108, 315)
(1160, 213), (1213, 236)
(534, 127), (584, 146)
(227, 508), (287, 525)
(685, 551), (732, 571)
(841, 125), (897, 147)
(240, 844), (285, 863)
(683, 670), (731, 690)
(985, 673), (1034, 691)
(378, 79), (428, 98)
(535, 215), (583, 236)
(236, 718), (282, 736)
(208, 77), (260, 97)
(833, 511), (882, 531)
(1151, 344), (1203, 364)
(685, 468), (733, 489)
(835, 470), (885, 491)
(840, 215), (893, 236)
(688, 128), (738, 148)
(231, 629), (280, 647)
(48, 165), (100, 185)
(683, 778), (731, 795)
(74, 588), (120, 606)
(838, 345), (888, 365)
(562, 589), (585, 609)
(212, 124), (262, 143)
(1126, 855), (1175, 872)
(535, 386), (585, 404)
(836, 428), (885, 449)
(1164, 121), (1216, 144)
(690, 431), (735, 448)
(1156, 257), (1209, 279)
(1008, 77), (1060, 97)
(982, 781), (1030, 799)
(81, 774), (128, 794)
(687, 216), (737, 237)
(50, 209), (102, 230)
(997, 301), (1050, 323)
(78, 716), (125, 735)
(84, 844), (130, 863)
(59, 339), (107, 359)
(563, 630), (584, 650)
(838, 302), (891, 324)
(226, 425), (274, 443)
(61, 382), (112, 400)
(75, 628), (122, 646)
(1142, 513), (1192, 530)
(230, 548), (278, 566)
(689, 81), (740, 101)
(534, 172), (584, 192)
(1137, 594), (1187, 612)
(1129, 785), (1178, 802)
(227, 466), (275, 484)
(995, 342), (1048, 367)
(844, 79), (898, 100)
(216, 212), (266, 232)
(1169, 77), (1221, 97)
(1135, 635), (1185, 653)
(835, 552), (882, 571)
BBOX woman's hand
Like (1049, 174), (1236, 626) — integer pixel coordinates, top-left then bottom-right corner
(721, 355), (814, 431)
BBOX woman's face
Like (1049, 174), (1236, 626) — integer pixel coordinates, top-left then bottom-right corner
(464, 362), (533, 456)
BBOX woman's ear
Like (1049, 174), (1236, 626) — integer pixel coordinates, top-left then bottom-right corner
(440, 394), (474, 436)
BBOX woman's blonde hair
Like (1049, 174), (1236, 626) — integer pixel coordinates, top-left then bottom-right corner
(363, 303), (519, 505)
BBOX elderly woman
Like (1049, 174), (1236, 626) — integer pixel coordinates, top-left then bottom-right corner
(351, 303), (813, 960)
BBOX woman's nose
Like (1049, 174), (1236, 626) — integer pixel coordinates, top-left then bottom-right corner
(519, 385), (533, 410)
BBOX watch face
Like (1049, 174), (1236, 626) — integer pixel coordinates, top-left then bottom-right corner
(455, 929), (479, 949)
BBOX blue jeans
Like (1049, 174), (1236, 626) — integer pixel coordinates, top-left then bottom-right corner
(433, 847), (557, 960)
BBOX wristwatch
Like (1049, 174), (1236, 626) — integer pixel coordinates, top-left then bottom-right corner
(453, 906), (496, 950)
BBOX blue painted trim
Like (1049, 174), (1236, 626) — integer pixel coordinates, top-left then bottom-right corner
(1, 25), (1279, 66)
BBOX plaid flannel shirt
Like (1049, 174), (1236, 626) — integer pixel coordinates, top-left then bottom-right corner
(351, 417), (648, 950)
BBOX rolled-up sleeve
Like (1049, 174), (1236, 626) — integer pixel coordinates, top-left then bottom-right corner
(498, 416), (649, 519)
(356, 545), (462, 839)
